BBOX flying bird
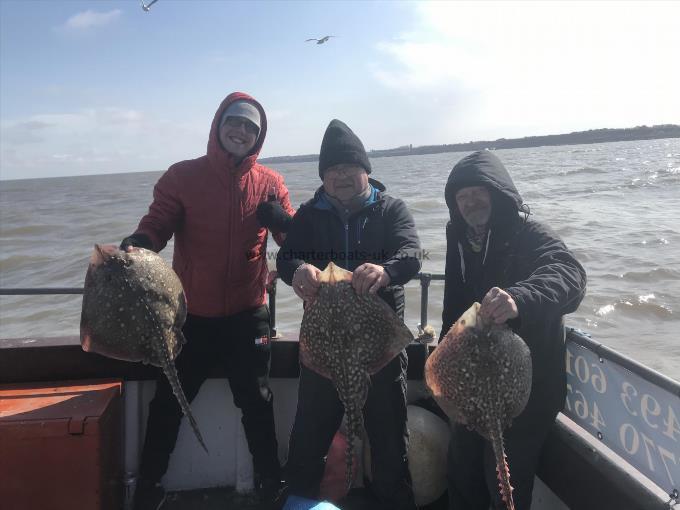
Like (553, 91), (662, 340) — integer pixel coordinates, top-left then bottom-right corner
(140, 0), (159, 12)
(305, 35), (336, 45)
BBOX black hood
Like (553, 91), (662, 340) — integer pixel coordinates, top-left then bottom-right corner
(444, 150), (525, 228)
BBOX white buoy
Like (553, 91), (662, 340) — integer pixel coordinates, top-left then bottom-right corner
(364, 404), (449, 506)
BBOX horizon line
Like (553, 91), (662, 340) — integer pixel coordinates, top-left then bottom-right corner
(2, 124), (678, 183)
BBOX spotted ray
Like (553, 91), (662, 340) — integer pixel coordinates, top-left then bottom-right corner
(80, 244), (207, 453)
(299, 262), (433, 488)
(425, 302), (532, 510)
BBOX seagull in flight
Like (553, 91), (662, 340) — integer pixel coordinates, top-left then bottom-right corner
(305, 36), (336, 45)
(140, 0), (159, 12)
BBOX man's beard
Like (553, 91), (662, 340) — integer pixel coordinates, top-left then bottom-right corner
(463, 208), (491, 228)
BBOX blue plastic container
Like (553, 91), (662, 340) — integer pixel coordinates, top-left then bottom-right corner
(282, 494), (341, 510)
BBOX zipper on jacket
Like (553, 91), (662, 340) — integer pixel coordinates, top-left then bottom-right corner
(356, 216), (369, 246)
(226, 173), (236, 312)
(344, 221), (349, 269)
(322, 199), (378, 269)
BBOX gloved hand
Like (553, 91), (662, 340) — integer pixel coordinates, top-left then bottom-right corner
(256, 201), (293, 234)
(119, 233), (153, 251)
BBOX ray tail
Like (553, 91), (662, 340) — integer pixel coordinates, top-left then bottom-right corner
(343, 400), (361, 491)
(490, 418), (514, 510)
(156, 339), (209, 454)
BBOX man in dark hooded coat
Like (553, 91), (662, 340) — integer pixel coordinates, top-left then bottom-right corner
(441, 150), (586, 510)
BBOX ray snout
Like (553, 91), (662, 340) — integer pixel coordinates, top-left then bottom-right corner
(90, 243), (119, 266)
(318, 261), (353, 284)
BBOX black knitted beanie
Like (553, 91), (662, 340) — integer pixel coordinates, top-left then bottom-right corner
(318, 119), (372, 178)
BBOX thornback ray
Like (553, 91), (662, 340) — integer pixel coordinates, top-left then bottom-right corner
(80, 244), (208, 453)
(299, 262), (434, 488)
(425, 302), (532, 510)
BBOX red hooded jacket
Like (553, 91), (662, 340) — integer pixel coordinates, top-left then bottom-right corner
(134, 92), (295, 317)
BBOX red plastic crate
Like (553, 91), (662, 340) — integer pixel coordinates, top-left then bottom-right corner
(0, 380), (124, 510)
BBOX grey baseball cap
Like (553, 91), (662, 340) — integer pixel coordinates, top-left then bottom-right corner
(220, 100), (261, 131)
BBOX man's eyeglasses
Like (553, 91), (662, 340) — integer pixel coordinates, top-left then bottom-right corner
(223, 117), (259, 136)
(324, 166), (365, 178)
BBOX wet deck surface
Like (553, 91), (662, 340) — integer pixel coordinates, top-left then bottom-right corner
(164, 487), (265, 509)
(163, 487), (448, 509)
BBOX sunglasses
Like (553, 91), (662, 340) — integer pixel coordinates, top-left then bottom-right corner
(222, 117), (259, 135)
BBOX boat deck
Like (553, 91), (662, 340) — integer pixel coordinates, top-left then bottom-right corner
(162, 487), (448, 510)
(163, 487), (261, 510)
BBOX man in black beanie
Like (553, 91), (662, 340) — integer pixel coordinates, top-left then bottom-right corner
(276, 119), (421, 509)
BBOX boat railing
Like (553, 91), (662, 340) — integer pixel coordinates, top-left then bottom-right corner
(0, 273), (447, 340)
(561, 327), (679, 504)
(2, 274), (678, 505)
(3, 275), (679, 394)
(0, 287), (84, 295)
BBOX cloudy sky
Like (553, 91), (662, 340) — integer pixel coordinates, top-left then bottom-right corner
(1, 0), (679, 180)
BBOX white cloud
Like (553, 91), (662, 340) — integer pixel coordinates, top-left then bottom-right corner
(372, 1), (680, 140)
(266, 109), (292, 122)
(1, 120), (53, 145)
(0, 108), (205, 180)
(59, 9), (121, 32)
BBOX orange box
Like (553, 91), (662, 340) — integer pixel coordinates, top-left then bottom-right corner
(0, 380), (123, 510)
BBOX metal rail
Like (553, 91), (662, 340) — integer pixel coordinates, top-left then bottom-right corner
(4, 279), (678, 506)
(0, 288), (84, 295)
(414, 272), (446, 331)
(0, 273), (444, 340)
(566, 327), (680, 398)
(3, 277), (679, 395)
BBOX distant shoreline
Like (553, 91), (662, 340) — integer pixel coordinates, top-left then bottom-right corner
(260, 124), (680, 165)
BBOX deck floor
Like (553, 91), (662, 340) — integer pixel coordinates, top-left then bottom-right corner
(163, 487), (263, 509)
(162, 487), (449, 509)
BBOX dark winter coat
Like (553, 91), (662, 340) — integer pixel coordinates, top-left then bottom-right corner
(442, 151), (587, 411)
(276, 180), (421, 318)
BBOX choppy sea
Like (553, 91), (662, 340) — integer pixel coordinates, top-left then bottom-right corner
(1, 139), (679, 380)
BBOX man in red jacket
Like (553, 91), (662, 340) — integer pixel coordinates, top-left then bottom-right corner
(120, 92), (295, 510)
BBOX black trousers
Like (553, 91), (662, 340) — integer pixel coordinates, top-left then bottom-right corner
(446, 392), (560, 510)
(285, 352), (416, 510)
(138, 307), (281, 485)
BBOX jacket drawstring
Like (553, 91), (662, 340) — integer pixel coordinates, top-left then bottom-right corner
(459, 229), (492, 283)
(482, 229), (492, 265)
